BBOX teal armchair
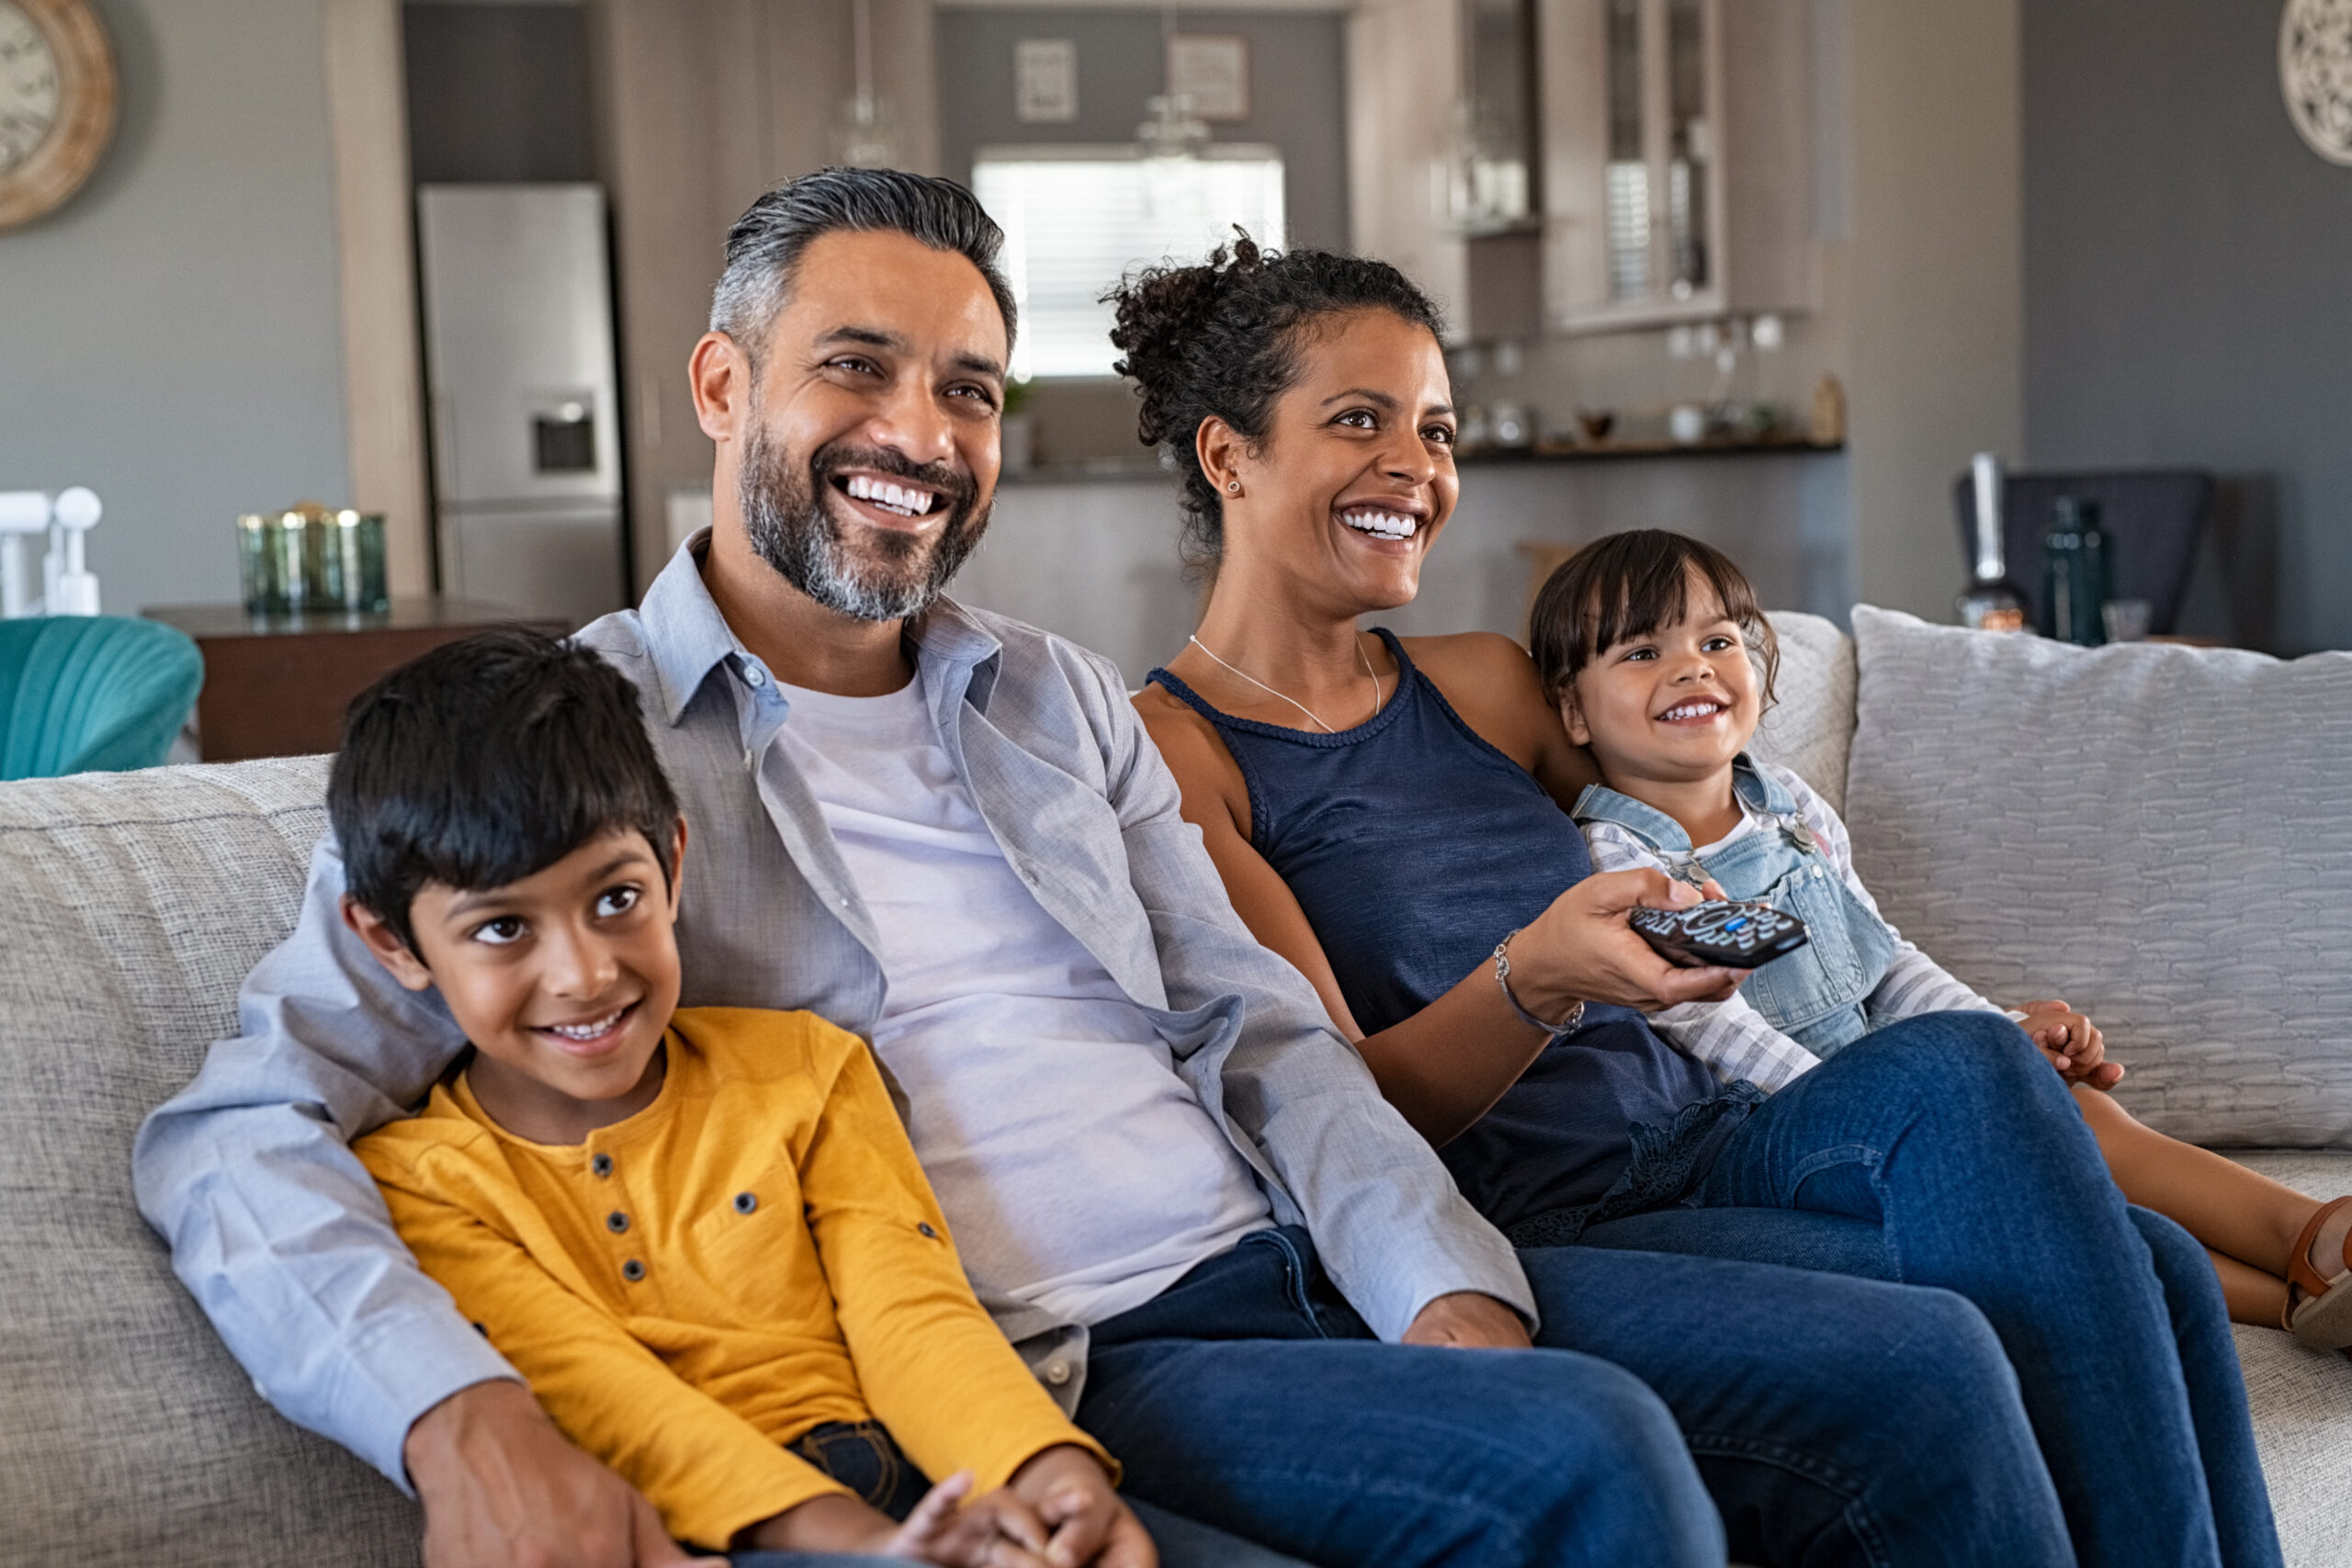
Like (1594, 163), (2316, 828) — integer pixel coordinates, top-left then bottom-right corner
(0, 616), (204, 781)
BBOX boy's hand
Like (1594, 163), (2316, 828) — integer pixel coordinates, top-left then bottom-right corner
(879, 1472), (1055, 1568)
(1008, 1447), (1156, 1568)
(408, 1380), (718, 1568)
(2016, 999), (2124, 1091)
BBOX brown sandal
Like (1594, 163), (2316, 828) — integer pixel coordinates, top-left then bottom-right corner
(2284, 1195), (2352, 1348)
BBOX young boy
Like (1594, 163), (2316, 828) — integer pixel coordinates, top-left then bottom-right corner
(337, 628), (1148, 1565)
(1527, 530), (2352, 1351)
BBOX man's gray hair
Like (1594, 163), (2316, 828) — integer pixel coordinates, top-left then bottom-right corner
(708, 167), (1019, 363)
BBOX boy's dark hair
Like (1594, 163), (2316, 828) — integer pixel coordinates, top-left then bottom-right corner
(710, 167), (1018, 367)
(328, 627), (682, 952)
(1105, 232), (1447, 574)
(1528, 529), (1781, 709)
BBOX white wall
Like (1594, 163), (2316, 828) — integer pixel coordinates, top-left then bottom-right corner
(0, 0), (355, 615)
(1844, 0), (2023, 618)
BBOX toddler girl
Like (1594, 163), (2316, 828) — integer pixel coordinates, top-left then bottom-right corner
(1530, 528), (2352, 1348)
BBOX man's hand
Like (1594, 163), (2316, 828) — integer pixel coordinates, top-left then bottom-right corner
(2016, 999), (2123, 1091)
(406, 1380), (713, 1568)
(1511, 870), (1746, 1017)
(1007, 1446), (1155, 1568)
(1400, 1291), (1532, 1351)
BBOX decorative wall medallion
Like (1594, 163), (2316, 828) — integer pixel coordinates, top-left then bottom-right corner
(2282, 0), (2352, 166)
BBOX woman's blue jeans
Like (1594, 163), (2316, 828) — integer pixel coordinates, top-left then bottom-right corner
(1076, 1224), (2078, 1566)
(1578, 1008), (2283, 1568)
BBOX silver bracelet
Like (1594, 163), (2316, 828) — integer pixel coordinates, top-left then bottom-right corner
(1492, 929), (1586, 1038)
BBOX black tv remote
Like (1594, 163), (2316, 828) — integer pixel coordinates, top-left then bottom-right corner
(1630, 899), (1810, 970)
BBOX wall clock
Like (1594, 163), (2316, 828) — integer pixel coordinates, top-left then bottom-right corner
(0, 0), (116, 231)
(2282, 0), (2352, 166)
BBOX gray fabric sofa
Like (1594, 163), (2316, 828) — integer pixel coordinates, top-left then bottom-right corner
(2, 610), (2346, 1564)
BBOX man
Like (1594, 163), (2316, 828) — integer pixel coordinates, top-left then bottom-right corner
(137, 170), (2063, 1568)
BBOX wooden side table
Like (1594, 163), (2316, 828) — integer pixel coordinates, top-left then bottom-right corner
(143, 600), (571, 761)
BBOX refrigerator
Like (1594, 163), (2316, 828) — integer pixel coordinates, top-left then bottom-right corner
(416, 184), (626, 627)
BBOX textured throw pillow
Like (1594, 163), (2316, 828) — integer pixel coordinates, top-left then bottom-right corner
(0, 757), (423, 1566)
(1843, 607), (2352, 1147)
(1753, 611), (1857, 816)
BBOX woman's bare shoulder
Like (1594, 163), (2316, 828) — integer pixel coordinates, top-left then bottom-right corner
(1398, 630), (1547, 691)
(1132, 682), (1249, 818)
(1398, 631), (1596, 798)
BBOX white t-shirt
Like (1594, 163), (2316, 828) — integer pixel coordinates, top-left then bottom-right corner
(774, 673), (1272, 1326)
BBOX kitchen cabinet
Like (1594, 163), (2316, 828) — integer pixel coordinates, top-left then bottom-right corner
(1540, 0), (1815, 333)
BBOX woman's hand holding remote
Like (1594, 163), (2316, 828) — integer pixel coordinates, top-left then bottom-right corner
(1510, 869), (1747, 1016)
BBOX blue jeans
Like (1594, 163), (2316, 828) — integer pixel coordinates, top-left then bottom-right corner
(1076, 1224), (2071, 1567)
(1582, 1010), (2283, 1568)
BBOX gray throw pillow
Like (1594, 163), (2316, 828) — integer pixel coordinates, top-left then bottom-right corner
(1843, 606), (2352, 1148)
(1753, 611), (1857, 817)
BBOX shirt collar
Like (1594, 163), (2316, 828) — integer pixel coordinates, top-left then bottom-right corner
(639, 529), (1007, 723)
(639, 532), (748, 728)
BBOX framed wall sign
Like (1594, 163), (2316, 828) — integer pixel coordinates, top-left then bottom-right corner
(0, 0), (116, 231)
(1015, 38), (1078, 124)
(1169, 34), (1249, 122)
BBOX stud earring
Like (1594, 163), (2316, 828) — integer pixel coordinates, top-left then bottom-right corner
(1227, 480), (1241, 493)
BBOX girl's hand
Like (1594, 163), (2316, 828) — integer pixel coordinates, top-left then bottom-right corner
(1511, 870), (1747, 1017)
(2016, 999), (2123, 1091)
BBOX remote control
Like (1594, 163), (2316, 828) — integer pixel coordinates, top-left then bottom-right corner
(1630, 899), (1810, 970)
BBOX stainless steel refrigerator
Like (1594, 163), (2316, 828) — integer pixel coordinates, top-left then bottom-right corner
(416, 183), (625, 626)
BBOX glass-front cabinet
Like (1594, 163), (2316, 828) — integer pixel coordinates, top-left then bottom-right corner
(1542, 0), (1813, 333)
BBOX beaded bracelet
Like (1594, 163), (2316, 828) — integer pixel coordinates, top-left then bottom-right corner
(1492, 928), (1587, 1038)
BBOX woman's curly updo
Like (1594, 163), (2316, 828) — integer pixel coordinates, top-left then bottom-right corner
(1106, 233), (1446, 570)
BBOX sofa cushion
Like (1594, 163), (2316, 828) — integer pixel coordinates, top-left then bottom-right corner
(1753, 611), (1857, 816)
(2224, 1151), (2352, 1568)
(1843, 607), (2352, 1147)
(0, 756), (421, 1565)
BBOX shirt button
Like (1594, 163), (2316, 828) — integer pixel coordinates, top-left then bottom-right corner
(621, 1258), (645, 1282)
(733, 1192), (758, 1214)
(918, 1222), (938, 1239)
(1045, 1359), (1071, 1385)
(744, 664), (767, 688)
(1813, 867), (1825, 879)
(606, 1211), (629, 1234)
(592, 1154), (613, 1178)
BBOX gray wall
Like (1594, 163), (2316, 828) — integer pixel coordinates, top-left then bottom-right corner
(936, 7), (1350, 254)
(0, 0), (353, 615)
(2025, 0), (2352, 654)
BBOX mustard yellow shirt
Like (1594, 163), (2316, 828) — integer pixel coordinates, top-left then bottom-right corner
(355, 1006), (1111, 1550)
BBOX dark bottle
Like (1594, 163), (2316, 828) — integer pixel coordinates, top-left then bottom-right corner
(2041, 496), (2112, 646)
(1956, 452), (2029, 632)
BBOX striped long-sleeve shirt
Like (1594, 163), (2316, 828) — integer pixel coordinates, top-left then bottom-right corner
(1580, 761), (2004, 1093)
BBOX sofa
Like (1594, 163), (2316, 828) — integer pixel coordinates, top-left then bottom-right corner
(1, 606), (2346, 1565)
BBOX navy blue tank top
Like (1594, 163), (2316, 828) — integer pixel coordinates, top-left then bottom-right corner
(1148, 628), (1721, 1230)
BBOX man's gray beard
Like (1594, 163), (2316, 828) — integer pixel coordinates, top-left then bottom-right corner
(738, 423), (987, 624)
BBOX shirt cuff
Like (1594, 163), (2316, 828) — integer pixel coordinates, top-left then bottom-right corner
(329, 1307), (526, 1493)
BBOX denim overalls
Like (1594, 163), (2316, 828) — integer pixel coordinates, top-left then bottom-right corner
(1575, 756), (1899, 1059)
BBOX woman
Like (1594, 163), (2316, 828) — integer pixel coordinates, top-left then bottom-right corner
(1117, 238), (2279, 1568)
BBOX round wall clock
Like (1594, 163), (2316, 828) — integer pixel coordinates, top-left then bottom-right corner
(0, 0), (117, 231)
(2282, 0), (2352, 166)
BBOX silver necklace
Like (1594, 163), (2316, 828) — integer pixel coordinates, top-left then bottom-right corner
(1188, 633), (1384, 733)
